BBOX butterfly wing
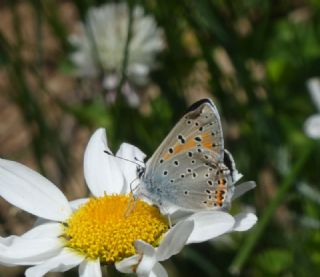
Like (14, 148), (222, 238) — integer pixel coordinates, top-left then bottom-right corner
(141, 99), (236, 210)
(145, 99), (224, 175)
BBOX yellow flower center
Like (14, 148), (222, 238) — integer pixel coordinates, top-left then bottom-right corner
(62, 194), (168, 264)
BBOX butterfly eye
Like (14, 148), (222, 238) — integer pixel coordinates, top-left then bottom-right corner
(168, 148), (174, 154)
(180, 174), (185, 178)
(207, 180), (213, 186)
(187, 168), (192, 173)
(199, 126), (204, 131)
(184, 191), (188, 195)
(188, 152), (193, 157)
(187, 120), (192, 125)
(194, 136), (202, 142)
(163, 170), (168, 176)
(173, 160), (179, 166)
(192, 172), (197, 178)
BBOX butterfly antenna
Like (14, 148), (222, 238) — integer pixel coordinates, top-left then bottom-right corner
(104, 150), (143, 167)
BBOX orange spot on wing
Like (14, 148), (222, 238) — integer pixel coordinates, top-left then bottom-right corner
(201, 132), (215, 150)
(162, 138), (197, 160)
(215, 178), (227, 206)
(173, 138), (197, 154)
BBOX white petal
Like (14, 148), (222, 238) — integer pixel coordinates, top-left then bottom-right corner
(233, 212), (257, 231)
(233, 172), (243, 183)
(0, 159), (71, 221)
(150, 262), (168, 277)
(304, 115), (320, 139)
(69, 198), (89, 211)
(0, 223), (63, 266)
(135, 240), (156, 277)
(79, 259), (102, 277)
(186, 211), (235, 244)
(169, 210), (192, 225)
(25, 248), (84, 277)
(156, 220), (194, 261)
(33, 217), (50, 227)
(232, 181), (256, 200)
(307, 78), (320, 111)
(115, 255), (140, 273)
(116, 143), (146, 194)
(84, 128), (125, 196)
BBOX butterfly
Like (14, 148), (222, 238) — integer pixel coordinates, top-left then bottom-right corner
(137, 98), (240, 211)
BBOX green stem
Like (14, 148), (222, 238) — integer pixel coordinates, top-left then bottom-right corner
(117, 0), (134, 98)
(229, 142), (314, 275)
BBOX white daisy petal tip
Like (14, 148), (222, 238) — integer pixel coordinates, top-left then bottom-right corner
(0, 223), (63, 266)
(232, 181), (256, 201)
(233, 171), (243, 183)
(84, 128), (125, 196)
(134, 241), (157, 276)
(115, 255), (140, 274)
(116, 142), (146, 162)
(233, 212), (257, 231)
(115, 142), (146, 194)
(186, 211), (235, 244)
(0, 159), (72, 222)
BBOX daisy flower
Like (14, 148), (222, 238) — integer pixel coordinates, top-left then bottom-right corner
(69, 3), (164, 107)
(0, 129), (256, 276)
(304, 77), (320, 138)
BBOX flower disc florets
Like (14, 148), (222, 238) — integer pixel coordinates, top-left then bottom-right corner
(62, 194), (168, 263)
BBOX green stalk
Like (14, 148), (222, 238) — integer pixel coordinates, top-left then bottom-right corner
(117, 0), (134, 97)
(229, 142), (314, 274)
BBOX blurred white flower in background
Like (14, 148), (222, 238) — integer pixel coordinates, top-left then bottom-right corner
(69, 3), (165, 107)
(304, 78), (320, 138)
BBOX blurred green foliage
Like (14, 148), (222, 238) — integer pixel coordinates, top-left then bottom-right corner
(1, 0), (320, 276)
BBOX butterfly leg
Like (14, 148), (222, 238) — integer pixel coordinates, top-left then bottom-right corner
(167, 214), (172, 228)
(124, 193), (138, 217)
